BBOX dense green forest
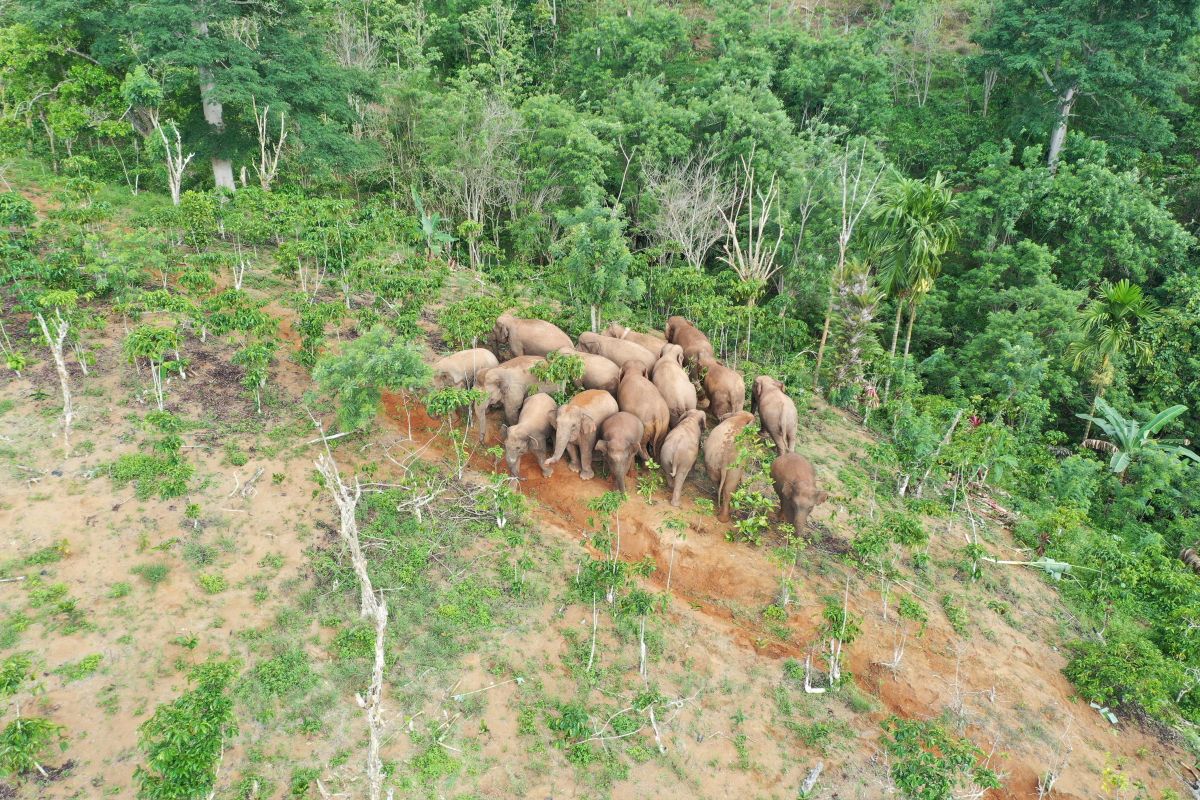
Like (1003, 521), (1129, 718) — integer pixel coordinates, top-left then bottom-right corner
(5, 0), (1200, 795)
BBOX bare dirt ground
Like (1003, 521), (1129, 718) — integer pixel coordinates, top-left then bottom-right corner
(0, 298), (1190, 800)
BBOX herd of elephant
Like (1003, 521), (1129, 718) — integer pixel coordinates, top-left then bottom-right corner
(431, 313), (830, 532)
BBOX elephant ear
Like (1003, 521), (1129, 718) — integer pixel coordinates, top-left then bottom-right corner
(815, 490), (829, 506)
(500, 423), (509, 439)
(580, 416), (596, 439)
(594, 439), (608, 453)
(547, 407), (558, 428)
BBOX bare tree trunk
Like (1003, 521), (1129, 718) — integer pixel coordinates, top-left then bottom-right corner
(156, 121), (195, 206)
(36, 312), (73, 454)
(902, 303), (917, 360)
(360, 596), (389, 800)
(882, 301), (904, 403)
(315, 451), (380, 618)
(196, 21), (236, 192)
(1046, 83), (1077, 174)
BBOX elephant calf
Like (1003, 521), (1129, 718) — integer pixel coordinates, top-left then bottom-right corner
(473, 356), (553, 442)
(752, 376), (798, 454)
(431, 348), (499, 390)
(771, 453), (828, 533)
(595, 412), (645, 492)
(501, 393), (557, 479)
(651, 344), (697, 427)
(659, 409), (705, 507)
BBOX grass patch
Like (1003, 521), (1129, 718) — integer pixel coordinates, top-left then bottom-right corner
(55, 654), (103, 683)
(131, 563), (171, 588)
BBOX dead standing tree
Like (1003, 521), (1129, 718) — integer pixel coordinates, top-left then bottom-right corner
(643, 150), (731, 270)
(313, 444), (380, 619)
(718, 154), (785, 303)
(251, 98), (288, 191)
(155, 120), (195, 206)
(357, 595), (391, 800)
(812, 139), (885, 390)
(35, 307), (73, 453)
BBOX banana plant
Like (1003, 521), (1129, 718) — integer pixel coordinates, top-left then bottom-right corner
(410, 187), (456, 258)
(1078, 397), (1200, 475)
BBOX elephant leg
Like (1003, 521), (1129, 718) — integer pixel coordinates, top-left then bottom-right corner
(579, 434), (597, 480)
(536, 444), (553, 477)
(566, 442), (581, 473)
(670, 458), (693, 507)
(718, 468), (742, 522)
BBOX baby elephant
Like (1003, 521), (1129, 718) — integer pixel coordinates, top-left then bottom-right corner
(658, 409), (705, 507)
(697, 355), (746, 421)
(432, 348), (499, 390)
(594, 412), (645, 492)
(771, 453), (829, 533)
(751, 376), (797, 454)
(501, 393), (557, 479)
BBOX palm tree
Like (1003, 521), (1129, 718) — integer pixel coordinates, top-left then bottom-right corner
(1078, 398), (1199, 475)
(1067, 280), (1160, 442)
(874, 173), (958, 399)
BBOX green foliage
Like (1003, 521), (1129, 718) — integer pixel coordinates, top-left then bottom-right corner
(425, 388), (484, 419)
(136, 659), (238, 800)
(0, 653), (32, 698)
(0, 715), (66, 778)
(436, 297), (506, 351)
(1078, 398), (1199, 475)
(881, 716), (1000, 800)
(940, 595), (970, 637)
(530, 350), (585, 402)
(131, 563), (170, 588)
(552, 204), (644, 330)
(313, 325), (430, 432)
(55, 654), (102, 683)
(108, 453), (193, 500)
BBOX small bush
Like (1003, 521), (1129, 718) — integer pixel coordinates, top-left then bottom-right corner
(197, 574), (228, 594)
(132, 563), (170, 587)
(1064, 629), (1182, 717)
(55, 654), (103, 683)
(107, 453), (194, 500)
(882, 716), (1000, 800)
(0, 716), (66, 778)
(0, 653), (32, 698)
(107, 582), (133, 599)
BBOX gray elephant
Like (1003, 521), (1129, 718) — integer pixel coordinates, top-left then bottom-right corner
(664, 315), (714, 366)
(492, 313), (572, 357)
(751, 376), (798, 454)
(616, 361), (670, 458)
(543, 390), (619, 480)
(500, 393), (557, 479)
(594, 412), (645, 492)
(556, 346), (620, 394)
(431, 348), (499, 390)
(651, 343), (697, 426)
(771, 453), (828, 533)
(703, 411), (756, 522)
(473, 356), (554, 442)
(697, 355), (746, 421)
(576, 332), (655, 369)
(604, 324), (668, 360)
(659, 409), (705, 507)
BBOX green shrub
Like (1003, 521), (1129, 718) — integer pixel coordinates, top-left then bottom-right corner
(881, 716), (1000, 800)
(135, 659), (239, 800)
(131, 563), (170, 587)
(107, 453), (194, 500)
(0, 653), (32, 698)
(1064, 629), (1182, 717)
(55, 654), (102, 683)
(197, 574), (228, 594)
(0, 716), (66, 778)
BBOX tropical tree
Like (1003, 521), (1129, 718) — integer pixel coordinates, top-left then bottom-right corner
(1078, 398), (1200, 476)
(553, 204), (643, 332)
(312, 325), (430, 432)
(1068, 280), (1160, 441)
(874, 172), (958, 395)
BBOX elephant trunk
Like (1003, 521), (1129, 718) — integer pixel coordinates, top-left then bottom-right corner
(545, 421), (573, 465)
(474, 395), (492, 442)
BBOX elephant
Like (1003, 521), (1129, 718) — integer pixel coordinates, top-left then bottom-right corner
(576, 332), (656, 370)
(492, 313), (572, 357)
(594, 412), (645, 492)
(431, 348), (499, 390)
(771, 453), (829, 533)
(604, 324), (668, 360)
(472, 356), (555, 442)
(703, 411), (756, 522)
(697, 355), (746, 421)
(500, 393), (557, 479)
(659, 409), (705, 507)
(651, 344), (697, 426)
(616, 361), (670, 458)
(543, 390), (619, 480)
(555, 346), (620, 394)
(664, 316), (714, 366)
(751, 376), (798, 454)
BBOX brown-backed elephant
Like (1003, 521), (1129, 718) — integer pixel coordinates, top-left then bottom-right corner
(703, 411), (756, 522)
(651, 344), (697, 426)
(543, 390), (619, 480)
(431, 348), (499, 390)
(492, 313), (572, 357)
(616, 362), (670, 458)
(697, 356), (746, 421)
(603, 324), (668, 360)
(576, 332), (656, 370)
(659, 409), (705, 507)
(771, 453), (828, 533)
(473, 356), (554, 442)
(594, 412), (645, 492)
(500, 393), (557, 479)
(556, 346), (620, 394)
(751, 376), (798, 454)
(664, 316), (715, 366)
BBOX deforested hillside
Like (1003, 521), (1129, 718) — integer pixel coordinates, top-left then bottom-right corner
(3, 1), (1200, 799)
